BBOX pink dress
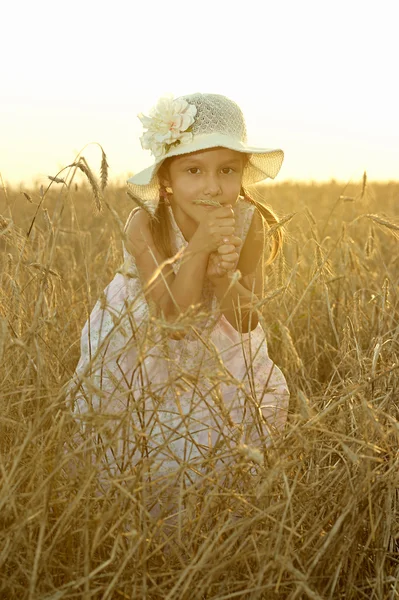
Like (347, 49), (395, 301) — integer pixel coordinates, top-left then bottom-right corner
(70, 199), (289, 480)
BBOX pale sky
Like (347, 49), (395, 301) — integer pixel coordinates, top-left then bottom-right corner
(1, 0), (398, 188)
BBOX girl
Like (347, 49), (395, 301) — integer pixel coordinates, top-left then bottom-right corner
(70, 93), (289, 486)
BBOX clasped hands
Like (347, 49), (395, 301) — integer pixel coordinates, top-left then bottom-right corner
(206, 234), (242, 281)
(189, 203), (242, 282)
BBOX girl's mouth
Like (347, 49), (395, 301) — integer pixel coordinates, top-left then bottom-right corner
(193, 199), (222, 208)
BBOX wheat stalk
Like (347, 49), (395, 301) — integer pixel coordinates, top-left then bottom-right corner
(0, 215), (26, 253)
(360, 170), (367, 199)
(126, 187), (153, 216)
(22, 191), (33, 203)
(193, 198), (222, 207)
(364, 213), (399, 231)
(48, 175), (66, 185)
(263, 211), (295, 239)
(100, 147), (109, 192)
(75, 157), (103, 212)
(1, 179), (398, 599)
(351, 213), (399, 240)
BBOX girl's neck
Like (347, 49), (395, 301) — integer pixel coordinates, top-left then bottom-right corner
(170, 204), (197, 242)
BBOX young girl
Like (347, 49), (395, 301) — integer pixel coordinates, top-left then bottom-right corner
(70, 93), (289, 486)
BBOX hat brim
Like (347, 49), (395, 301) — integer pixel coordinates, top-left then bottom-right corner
(127, 132), (284, 186)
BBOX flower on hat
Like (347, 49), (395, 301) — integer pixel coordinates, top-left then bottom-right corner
(138, 95), (197, 159)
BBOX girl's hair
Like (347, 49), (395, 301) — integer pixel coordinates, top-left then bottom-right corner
(149, 155), (283, 265)
(148, 190), (175, 258)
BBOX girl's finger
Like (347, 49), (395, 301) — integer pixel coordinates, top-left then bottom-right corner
(219, 226), (235, 237)
(220, 261), (236, 271)
(217, 244), (236, 254)
(220, 259), (238, 270)
(221, 235), (242, 247)
(220, 252), (239, 263)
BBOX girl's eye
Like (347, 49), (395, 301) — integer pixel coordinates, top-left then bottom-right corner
(187, 167), (236, 175)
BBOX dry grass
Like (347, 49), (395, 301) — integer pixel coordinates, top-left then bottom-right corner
(0, 167), (398, 599)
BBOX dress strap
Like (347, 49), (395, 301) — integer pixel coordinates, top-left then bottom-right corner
(235, 198), (256, 243)
(167, 206), (188, 252)
(123, 206), (142, 234)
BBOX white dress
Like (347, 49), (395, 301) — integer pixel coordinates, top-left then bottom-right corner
(69, 199), (289, 482)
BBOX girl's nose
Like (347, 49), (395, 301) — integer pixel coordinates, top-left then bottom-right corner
(203, 175), (222, 196)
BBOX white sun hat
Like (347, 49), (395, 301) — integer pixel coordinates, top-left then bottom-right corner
(127, 93), (284, 206)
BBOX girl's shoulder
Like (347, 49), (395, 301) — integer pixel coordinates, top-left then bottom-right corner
(124, 207), (153, 256)
(124, 206), (151, 232)
(123, 207), (170, 283)
(235, 196), (257, 239)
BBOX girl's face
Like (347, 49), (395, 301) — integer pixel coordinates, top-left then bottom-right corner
(160, 147), (246, 239)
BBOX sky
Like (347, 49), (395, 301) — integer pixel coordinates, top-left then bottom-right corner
(1, 0), (398, 188)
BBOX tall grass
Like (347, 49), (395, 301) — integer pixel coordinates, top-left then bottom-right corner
(0, 166), (398, 599)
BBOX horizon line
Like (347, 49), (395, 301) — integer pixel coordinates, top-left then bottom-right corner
(2, 173), (399, 189)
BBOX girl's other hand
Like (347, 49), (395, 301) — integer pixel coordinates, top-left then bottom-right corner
(206, 235), (242, 281)
(217, 235), (242, 270)
(206, 252), (226, 280)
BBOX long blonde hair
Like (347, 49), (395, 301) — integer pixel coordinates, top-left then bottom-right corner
(240, 185), (283, 266)
(149, 156), (283, 264)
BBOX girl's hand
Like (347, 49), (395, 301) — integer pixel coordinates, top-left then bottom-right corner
(206, 252), (226, 280)
(206, 235), (242, 281)
(190, 204), (236, 254)
(217, 235), (242, 270)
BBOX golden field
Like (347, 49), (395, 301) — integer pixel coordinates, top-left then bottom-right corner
(0, 163), (398, 599)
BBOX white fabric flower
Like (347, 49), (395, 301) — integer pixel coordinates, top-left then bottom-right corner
(138, 95), (197, 158)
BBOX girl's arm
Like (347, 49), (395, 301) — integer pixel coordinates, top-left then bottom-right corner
(209, 209), (265, 332)
(125, 209), (209, 321)
(210, 274), (261, 332)
(237, 208), (265, 297)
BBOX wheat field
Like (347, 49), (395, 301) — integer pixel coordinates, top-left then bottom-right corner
(0, 161), (398, 599)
